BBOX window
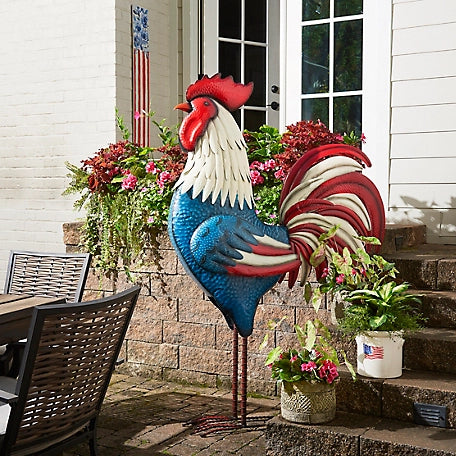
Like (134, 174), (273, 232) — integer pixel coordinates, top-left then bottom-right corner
(203, 0), (279, 130)
(300, 0), (363, 135)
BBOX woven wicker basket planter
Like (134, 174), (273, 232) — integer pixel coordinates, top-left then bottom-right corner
(280, 380), (336, 424)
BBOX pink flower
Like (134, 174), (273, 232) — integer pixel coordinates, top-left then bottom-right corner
(335, 134), (344, 141)
(263, 159), (277, 171)
(290, 355), (298, 363)
(361, 133), (367, 143)
(301, 361), (317, 372)
(121, 173), (137, 190)
(318, 360), (339, 384)
(146, 161), (158, 174)
(249, 160), (264, 171)
(250, 170), (264, 185)
(134, 111), (141, 120)
(321, 267), (329, 278)
(147, 216), (155, 224)
(336, 274), (345, 284)
(274, 168), (286, 180)
(157, 171), (172, 189)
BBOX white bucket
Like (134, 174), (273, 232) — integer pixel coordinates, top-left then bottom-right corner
(355, 331), (404, 378)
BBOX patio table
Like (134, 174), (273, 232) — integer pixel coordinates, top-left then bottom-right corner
(0, 294), (65, 344)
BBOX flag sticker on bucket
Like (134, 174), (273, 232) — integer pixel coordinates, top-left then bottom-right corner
(363, 343), (384, 360)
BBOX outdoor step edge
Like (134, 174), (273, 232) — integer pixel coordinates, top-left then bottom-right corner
(337, 368), (456, 428)
(338, 366), (456, 391)
(405, 327), (456, 341)
(409, 289), (456, 329)
(403, 328), (456, 375)
(265, 412), (456, 456)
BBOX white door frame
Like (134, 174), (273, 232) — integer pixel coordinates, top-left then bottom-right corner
(201, 0), (280, 129)
(283, 0), (392, 209)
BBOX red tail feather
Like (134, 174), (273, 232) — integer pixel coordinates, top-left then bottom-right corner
(279, 144), (385, 287)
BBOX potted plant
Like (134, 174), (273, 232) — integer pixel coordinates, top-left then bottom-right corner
(309, 227), (423, 378)
(264, 318), (354, 424)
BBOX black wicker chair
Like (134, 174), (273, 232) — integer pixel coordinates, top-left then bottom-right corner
(0, 286), (140, 456)
(4, 251), (92, 302)
(1, 251), (92, 377)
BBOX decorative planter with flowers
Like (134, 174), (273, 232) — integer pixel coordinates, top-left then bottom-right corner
(308, 227), (424, 379)
(265, 319), (354, 424)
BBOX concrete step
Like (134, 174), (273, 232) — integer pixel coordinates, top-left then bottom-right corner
(381, 223), (427, 254)
(383, 244), (456, 291)
(265, 412), (456, 456)
(404, 328), (456, 375)
(413, 289), (456, 329)
(336, 368), (456, 429)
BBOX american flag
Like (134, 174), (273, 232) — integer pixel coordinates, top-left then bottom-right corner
(132, 5), (150, 147)
(363, 343), (384, 360)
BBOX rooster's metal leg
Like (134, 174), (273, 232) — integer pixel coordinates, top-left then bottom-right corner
(231, 327), (239, 419)
(240, 336), (248, 427)
(187, 330), (268, 435)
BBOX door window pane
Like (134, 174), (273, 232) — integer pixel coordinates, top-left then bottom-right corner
(334, 95), (362, 135)
(219, 0), (241, 39)
(334, 20), (362, 92)
(219, 42), (241, 82)
(245, 0), (266, 42)
(244, 110), (266, 130)
(245, 45), (266, 106)
(302, 98), (329, 125)
(302, 0), (329, 21)
(302, 24), (329, 94)
(335, 0), (363, 17)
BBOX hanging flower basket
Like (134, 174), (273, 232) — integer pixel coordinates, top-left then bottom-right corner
(280, 380), (336, 424)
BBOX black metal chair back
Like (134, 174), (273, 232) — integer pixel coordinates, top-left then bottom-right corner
(0, 286), (141, 456)
(4, 251), (92, 303)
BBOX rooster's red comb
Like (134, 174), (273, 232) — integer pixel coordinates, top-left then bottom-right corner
(186, 74), (254, 111)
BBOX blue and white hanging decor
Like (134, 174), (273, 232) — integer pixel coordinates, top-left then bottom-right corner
(132, 5), (150, 147)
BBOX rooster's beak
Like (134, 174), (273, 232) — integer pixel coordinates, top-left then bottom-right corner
(174, 102), (191, 113)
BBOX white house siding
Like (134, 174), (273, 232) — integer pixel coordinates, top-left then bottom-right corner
(0, 0), (179, 285)
(389, 0), (456, 244)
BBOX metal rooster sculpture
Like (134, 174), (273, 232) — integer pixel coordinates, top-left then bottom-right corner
(169, 74), (385, 432)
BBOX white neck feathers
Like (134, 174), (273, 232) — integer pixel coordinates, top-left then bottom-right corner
(174, 101), (254, 210)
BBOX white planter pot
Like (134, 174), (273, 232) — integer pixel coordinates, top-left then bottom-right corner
(355, 331), (404, 378)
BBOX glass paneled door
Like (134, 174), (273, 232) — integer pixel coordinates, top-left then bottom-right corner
(203, 0), (280, 130)
(286, 0), (363, 135)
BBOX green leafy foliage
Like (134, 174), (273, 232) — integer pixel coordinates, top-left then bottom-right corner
(64, 113), (185, 279)
(307, 226), (424, 336)
(265, 318), (355, 384)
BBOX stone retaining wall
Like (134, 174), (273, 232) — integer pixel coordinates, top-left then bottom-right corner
(63, 221), (333, 395)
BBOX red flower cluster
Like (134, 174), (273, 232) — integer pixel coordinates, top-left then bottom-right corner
(275, 120), (344, 174)
(156, 145), (187, 185)
(82, 141), (131, 193)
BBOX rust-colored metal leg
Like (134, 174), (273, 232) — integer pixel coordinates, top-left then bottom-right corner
(240, 336), (248, 427)
(231, 327), (239, 419)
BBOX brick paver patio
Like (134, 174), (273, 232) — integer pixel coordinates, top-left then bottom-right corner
(63, 373), (280, 456)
